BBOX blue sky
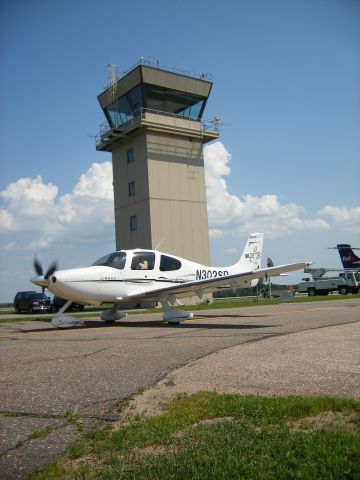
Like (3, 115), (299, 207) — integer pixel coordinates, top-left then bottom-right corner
(0, 0), (359, 301)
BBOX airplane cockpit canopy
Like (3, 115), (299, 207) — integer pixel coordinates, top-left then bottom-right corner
(91, 251), (182, 272)
(92, 252), (126, 270)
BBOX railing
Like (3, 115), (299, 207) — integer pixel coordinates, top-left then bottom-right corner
(96, 108), (219, 146)
(102, 58), (213, 91)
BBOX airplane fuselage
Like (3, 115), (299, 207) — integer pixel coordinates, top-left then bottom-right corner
(44, 249), (254, 305)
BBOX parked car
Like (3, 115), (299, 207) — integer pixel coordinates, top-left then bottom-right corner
(14, 291), (52, 314)
(52, 296), (85, 312)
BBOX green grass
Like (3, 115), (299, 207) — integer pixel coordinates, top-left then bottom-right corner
(29, 393), (360, 480)
(62, 411), (84, 432)
(29, 426), (53, 440)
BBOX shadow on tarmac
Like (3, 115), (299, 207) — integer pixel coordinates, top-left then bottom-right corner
(7, 317), (279, 334)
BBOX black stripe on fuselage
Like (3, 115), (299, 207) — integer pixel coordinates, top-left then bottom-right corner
(62, 278), (189, 284)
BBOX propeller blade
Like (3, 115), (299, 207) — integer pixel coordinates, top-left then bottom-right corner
(45, 260), (58, 279)
(33, 256), (43, 276)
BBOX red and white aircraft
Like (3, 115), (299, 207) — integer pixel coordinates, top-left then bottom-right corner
(32, 233), (310, 327)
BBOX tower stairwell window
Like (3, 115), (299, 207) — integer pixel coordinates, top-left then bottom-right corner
(127, 147), (134, 164)
(128, 181), (135, 197)
(130, 215), (138, 231)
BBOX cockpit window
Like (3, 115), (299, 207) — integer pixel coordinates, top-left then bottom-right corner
(92, 252), (126, 270)
(131, 252), (155, 270)
(160, 255), (181, 271)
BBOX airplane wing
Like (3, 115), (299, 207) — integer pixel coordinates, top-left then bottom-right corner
(124, 262), (310, 302)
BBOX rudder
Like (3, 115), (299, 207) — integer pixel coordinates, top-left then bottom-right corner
(230, 233), (264, 272)
(337, 244), (360, 269)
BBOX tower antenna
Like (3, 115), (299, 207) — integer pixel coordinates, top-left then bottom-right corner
(107, 64), (118, 104)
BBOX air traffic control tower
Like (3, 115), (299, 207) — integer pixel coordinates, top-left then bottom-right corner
(96, 60), (219, 266)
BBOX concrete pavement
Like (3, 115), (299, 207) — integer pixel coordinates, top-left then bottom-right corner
(0, 298), (359, 478)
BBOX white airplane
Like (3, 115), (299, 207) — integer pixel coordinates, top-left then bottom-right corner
(31, 233), (310, 328)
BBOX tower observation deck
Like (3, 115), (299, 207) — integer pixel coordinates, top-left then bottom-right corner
(96, 59), (219, 267)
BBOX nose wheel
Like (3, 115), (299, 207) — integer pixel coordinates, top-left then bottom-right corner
(51, 300), (84, 328)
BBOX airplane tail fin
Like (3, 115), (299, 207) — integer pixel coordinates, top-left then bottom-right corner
(336, 244), (360, 269)
(230, 233), (264, 272)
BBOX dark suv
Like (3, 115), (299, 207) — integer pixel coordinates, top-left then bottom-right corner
(14, 291), (52, 314)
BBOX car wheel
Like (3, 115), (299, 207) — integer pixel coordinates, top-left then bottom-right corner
(339, 286), (347, 295)
(29, 306), (33, 314)
(15, 305), (20, 313)
(308, 288), (316, 296)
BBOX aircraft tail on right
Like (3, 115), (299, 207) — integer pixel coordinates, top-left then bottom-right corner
(335, 244), (360, 269)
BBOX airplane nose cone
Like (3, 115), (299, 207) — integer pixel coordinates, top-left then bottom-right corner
(31, 275), (49, 288)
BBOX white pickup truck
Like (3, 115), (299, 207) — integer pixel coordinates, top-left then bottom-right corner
(298, 269), (360, 296)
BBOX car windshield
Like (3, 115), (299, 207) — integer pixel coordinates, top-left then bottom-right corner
(28, 293), (48, 300)
(92, 252), (126, 269)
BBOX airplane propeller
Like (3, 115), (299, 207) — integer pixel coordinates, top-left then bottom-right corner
(32, 256), (58, 290)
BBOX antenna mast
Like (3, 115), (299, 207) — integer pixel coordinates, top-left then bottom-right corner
(107, 64), (118, 102)
(107, 64), (119, 126)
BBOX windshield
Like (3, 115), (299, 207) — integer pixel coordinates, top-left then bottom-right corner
(92, 252), (126, 270)
(28, 293), (48, 300)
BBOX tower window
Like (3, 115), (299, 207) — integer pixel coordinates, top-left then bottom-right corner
(127, 147), (134, 164)
(130, 215), (138, 231)
(128, 181), (135, 197)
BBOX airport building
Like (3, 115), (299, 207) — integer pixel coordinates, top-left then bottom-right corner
(96, 60), (219, 268)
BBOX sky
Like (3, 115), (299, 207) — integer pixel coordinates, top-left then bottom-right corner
(0, 0), (359, 302)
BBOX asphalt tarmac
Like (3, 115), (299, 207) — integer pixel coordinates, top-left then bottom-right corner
(0, 298), (359, 479)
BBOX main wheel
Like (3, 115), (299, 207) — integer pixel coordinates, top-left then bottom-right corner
(308, 288), (316, 296)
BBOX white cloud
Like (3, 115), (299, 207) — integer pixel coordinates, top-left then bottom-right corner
(209, 229), (224, 238)
(28, 238), (51, 249)
(5, 240), (17, 250)
(203, 142), (330, 238)
(0, 209), (16, 233)
(0, 145), (356, 255)
(0, 176), (58, 235)
(225, 248), (238, 255)
(318, 205), (360, 233)
(0, 162), (114, 249)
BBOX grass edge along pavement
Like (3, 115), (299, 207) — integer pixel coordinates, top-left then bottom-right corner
(1, 294), (359, 323)
(29, 392), (360, 480)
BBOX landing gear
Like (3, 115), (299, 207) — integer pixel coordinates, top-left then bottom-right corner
(101, 304), (127, 322)
(161, 298), (193, 325)
(51, 300), (84, 328)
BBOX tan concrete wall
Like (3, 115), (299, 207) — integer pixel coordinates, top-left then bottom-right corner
(146, 131), (210, 266)
(112, 133), (152, 250)
(111, 129), (211, 266)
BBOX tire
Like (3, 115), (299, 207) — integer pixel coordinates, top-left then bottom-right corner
(15, 305), (20, 314)
(29, 306), (33, 314)
(339, 286), (347, 295)
(308, 288), (316, 297)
